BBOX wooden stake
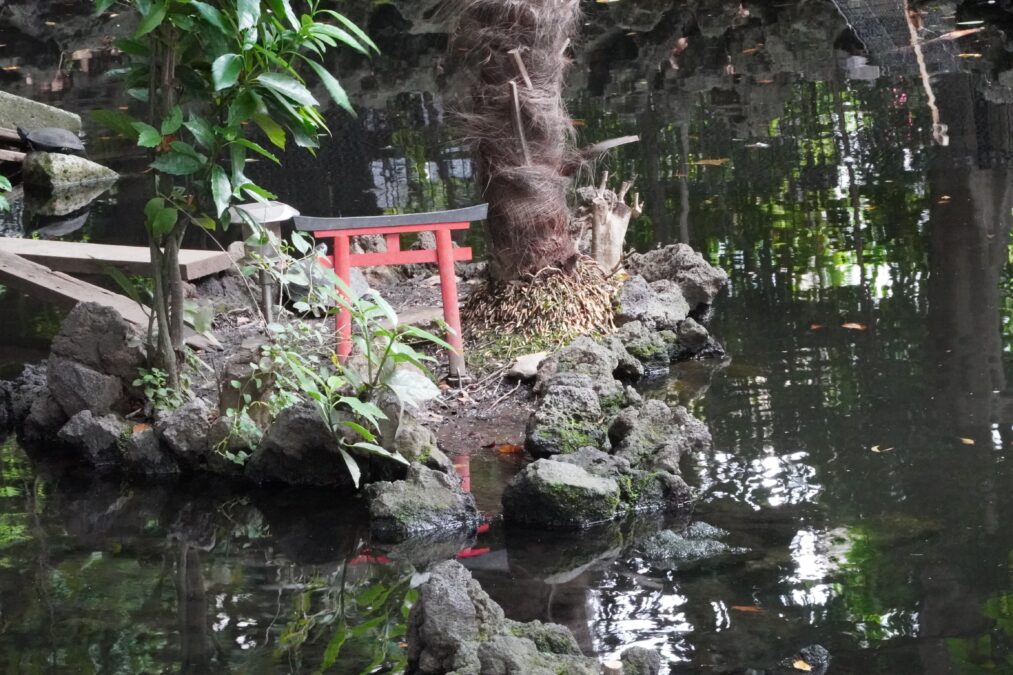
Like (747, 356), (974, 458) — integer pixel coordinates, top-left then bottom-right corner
(508, 48), (534, 90)
(509, 80), (532, 165)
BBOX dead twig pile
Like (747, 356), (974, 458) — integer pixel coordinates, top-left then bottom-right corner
(463, 256), (617, 340)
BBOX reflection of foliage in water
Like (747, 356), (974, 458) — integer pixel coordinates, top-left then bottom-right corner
(946, 552), (1013, 674)
(276, 564), (415, 674)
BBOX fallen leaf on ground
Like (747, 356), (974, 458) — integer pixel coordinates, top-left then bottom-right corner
(792, 660), (813, 672)
(495, 443), (524, 455)
(731, 605), (765, 614)
(959, 437), (976, 445)
(132, 423), (151, 434)
(841, 322), (867, 330)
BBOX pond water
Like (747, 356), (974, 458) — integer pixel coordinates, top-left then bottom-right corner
(2, 0), (1013, 672)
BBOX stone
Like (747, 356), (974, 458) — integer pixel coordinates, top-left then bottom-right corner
(502, 459), (621, 529)
(121, 426), (180, 476)
(407, 560), (598, 675)
(775, 645), (832, 675)
(7, 363), (47, 427)
(244, 402), (356, 488)
(21, 393), (67, 446)
(603, 335), (645, 381)
(23, 152), (118, 192)
(621, 646), (663, 675)
(365, 463), (480, 541)
(626, 244), (729, 308)
(639, 524), (749, 569)
(507, 352), (548, 380)
(47, 358), (123, 417)
(524, 378), (607, 458)
(616, 275), (689, 331)
(0, 90), (82, 132)
(609, 400), (686, 473)
(49, 302), (146, 384)
(155, 398), (212, 469)
(618, 320), (670, 373)
(217, 341), (274, 428)
(57, 410), (128, 469)
(554, 336), (619, 381)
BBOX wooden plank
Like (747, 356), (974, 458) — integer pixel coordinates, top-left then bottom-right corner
(0, 250), (218, 350)
(0, 237), (234, 281)
(0, 148), (25, 162)
(294, 203), (488, 232)
(0, 127), (20, 144)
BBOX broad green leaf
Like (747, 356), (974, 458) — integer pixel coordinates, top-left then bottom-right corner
(386, 368), (440, 410)
(134, 1), (166, 37)
(239, 182), (277, 202)
(144, 197), (165, 222)
(264, 0), (298, 30)
(338, 447), (361, 487)
(211, 165), (231, 217)
(232, 137), (279, 164)
(401, 324), (455, 351)
(252, 113), (286, 149)
(291, 230), (312, 255)
(321, 10), (380, 53)
(311, 24), (369, 56)
(194, 215), (217, 231)
(229, 143), (248, 188)
(339, 396), (386, 425)
(191, 0), (229, 33)
(350, 441), (409, 464)
(321, 622), (348, 670)
(184, 115), (215, 149)
(169, 140), (205, 162)
(228, 89), (261, 126)
(131, 121), (162, 148)
(148, 206), (178, 237)
(150, 151), (204, 176)
(236, 0), (261, 31)
(256, 72), (318, 107)
(95, 0), (116, 15)
(114, 38), (148, 56)
(340, 420), (376, 442)
(160, 105), (183, 135)
(305, 59), (355, 116)
(212, 53), (243, 92)
(92, 109), (139, 139)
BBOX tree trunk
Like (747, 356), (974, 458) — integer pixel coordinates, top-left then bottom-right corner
(589, 172), (642, 273)
(452, 0), (582, 282)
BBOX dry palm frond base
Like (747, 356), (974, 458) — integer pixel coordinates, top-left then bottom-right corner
(462, 256), (617, 345)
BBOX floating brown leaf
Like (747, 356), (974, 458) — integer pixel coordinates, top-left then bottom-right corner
(809, 324), (825, 331)
(841, 322), (867, 330)
(959, 437), (976, 445)
(792, 660), (813, 672)
(731, 605), (765, 614)
(496, 443), (524, 455)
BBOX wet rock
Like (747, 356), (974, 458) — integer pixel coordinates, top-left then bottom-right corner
(244, 402), (355, 489)
(7, 363), (47, 427)
(609, 400), (687, 473)
(618, 320), (670, 373)
(407, 560), (598, 674)
(639, 523), (749, 569)
(621, 646), (663, 675)
(21, 392), (67, 446)
(502, 458), (621, 529)
(25, 182), (112, 217)
(57, 410), (128, 469)
(375, 395), (455, 476)
(775, 644), (832, 675)
(23, 152), (118, 191)
(508, 352), (548, 380)
(365, 463), (480, 541)
(555, 447), (677, 515)
(48, 358), (123, 417)
(669, 317), (726, 360)
(217, 340), (274, 428)
(603, 335), (645, 381)
(121, 426), (180, 477)
(616, 275), (690, 331)
(0, 90), (82, 132)
(525, 376), (608, 458)
(155, 398), (212, 469)
(374, 530), (478, 569)
(49, 302), (146, 385)
(626, 244), (729, 308)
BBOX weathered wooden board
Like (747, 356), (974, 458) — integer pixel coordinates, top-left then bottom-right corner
(0, 250), (218, 350)
(0, 237), (233, 281)
(0, 148), (25, 162)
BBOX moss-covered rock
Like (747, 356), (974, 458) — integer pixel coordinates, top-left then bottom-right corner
(502, 459), (621, 528)
(525, 376), (608, 457)
(365, 463), (480, 542)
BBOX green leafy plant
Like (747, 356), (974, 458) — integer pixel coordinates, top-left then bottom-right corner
(0, 176), (11, 213)
(132, 367), (186, 412)
(94, 0), (377, 389)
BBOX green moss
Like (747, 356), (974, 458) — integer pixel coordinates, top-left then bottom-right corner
(552, 420), (600, 454)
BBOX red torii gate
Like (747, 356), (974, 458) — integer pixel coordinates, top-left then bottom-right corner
(294, 204), (488, 378)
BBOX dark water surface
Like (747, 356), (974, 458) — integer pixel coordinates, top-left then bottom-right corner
(2, 0), (1013, 672)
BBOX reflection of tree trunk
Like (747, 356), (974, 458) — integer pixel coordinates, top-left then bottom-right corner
(679, 124), (691, 244)
(640, 96), (669, 244)
(177, 544), (212, 674)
